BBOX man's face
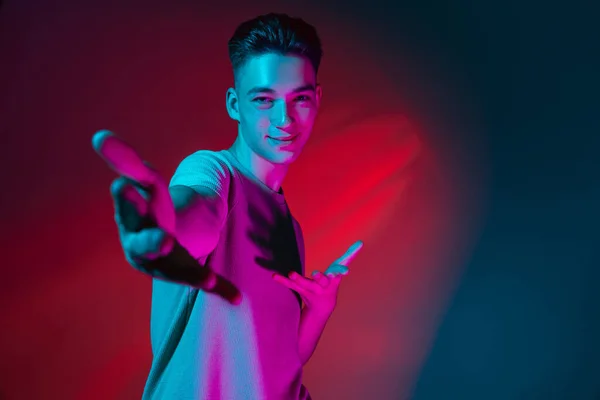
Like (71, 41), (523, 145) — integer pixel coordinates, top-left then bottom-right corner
(229, 52), (321, 165)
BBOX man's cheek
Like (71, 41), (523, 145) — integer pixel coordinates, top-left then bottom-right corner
(299, 118), (317, 131)
(257, 116), (271, 130)
(299, 109), (318, 124)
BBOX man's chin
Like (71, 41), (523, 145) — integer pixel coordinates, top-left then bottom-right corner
(267, 150), (301, 165)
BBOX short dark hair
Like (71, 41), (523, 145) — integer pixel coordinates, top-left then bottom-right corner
(228, 13), (323, 79)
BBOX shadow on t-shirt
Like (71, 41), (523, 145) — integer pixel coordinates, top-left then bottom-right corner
(247, 201), (304, 306)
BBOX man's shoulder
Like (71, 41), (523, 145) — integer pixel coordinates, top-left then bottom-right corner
(175, 149), (236, 174)
(170, 149), (236, 188)
(178, 149), (229, 165)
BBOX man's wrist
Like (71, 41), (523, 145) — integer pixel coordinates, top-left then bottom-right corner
(302, 305), (334, 320)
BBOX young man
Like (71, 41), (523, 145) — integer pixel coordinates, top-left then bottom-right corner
(93, 13), (362, 400)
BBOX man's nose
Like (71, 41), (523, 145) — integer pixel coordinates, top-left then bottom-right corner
(271, 100), (293, 128)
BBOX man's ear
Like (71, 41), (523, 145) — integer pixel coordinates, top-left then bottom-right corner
(315, 84), (323, 108)
(226, 87), (240, 122)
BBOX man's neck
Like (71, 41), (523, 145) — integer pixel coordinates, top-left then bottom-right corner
(228, 136), (289, 192)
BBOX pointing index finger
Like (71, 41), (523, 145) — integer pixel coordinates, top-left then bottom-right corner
(93, 130), (176, 235)
(334, 240), (364, 266)
(92, 130), (155, 186)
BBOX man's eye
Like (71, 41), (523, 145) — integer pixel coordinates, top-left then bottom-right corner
(295, 95), (311, 102)
(254, 97), (272, 104)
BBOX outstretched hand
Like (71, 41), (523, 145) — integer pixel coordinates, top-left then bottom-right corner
(92, 130), (241, 304)
(92, 130), (177, 254)
(272, 241), (363, 317)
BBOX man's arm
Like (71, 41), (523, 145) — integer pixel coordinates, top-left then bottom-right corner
(272, 242), (364, 365)
(298, 307), (332, 365)
(94, 131), (238, 301)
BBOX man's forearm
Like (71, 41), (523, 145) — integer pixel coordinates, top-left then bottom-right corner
(298, 307), (333, 365)
(130, 238), (210, 287)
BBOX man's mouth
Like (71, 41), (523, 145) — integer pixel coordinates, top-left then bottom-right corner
(267, 135), (298, 145)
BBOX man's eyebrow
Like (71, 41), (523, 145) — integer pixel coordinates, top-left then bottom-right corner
(247, 87), (275, 96)
(246, 84), (316, 96)
(291, 84), (316, 93)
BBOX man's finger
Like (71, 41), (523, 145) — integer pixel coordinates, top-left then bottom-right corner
(288, 271), (320, 293)
(123, 228), (174, 261)
(311, 271), (330, 287)
(324, 264), (349, 277)
(334, 240), (364, 266)
(111, 177), (149, 231)
(93, 131), (176, 235)
(147, 177), (176, 236)
(272, 273), (308, 295)
(93, 130), (155, 185)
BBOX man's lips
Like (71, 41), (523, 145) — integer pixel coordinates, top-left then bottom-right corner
(268, 134), (297, 141)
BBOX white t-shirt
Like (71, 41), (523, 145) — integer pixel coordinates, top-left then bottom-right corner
(142, 149), (310, 400)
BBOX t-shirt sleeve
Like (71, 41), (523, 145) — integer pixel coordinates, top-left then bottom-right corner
(168, 151), (232, 260)
(170, 150), (230, 195)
